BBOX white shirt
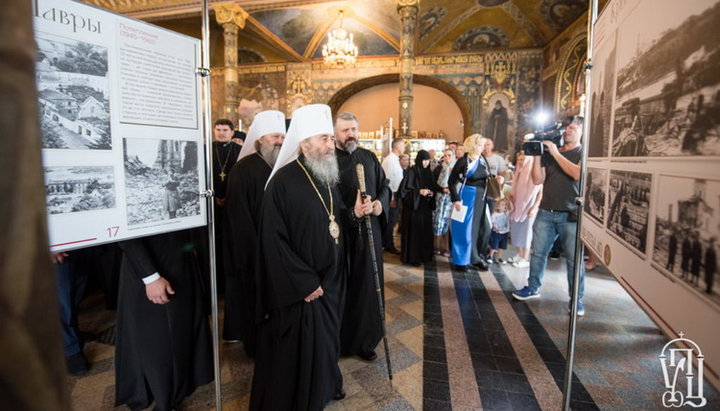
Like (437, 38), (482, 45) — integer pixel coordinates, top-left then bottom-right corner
(382, 152), (404, 193)
(491, 211), (510, 234)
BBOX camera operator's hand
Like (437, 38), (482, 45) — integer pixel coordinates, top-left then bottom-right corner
(542, 140), (560, 156)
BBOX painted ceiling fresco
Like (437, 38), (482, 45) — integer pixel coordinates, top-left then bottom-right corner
(82, 0), (597, 62)
(252, 3), (399, 58)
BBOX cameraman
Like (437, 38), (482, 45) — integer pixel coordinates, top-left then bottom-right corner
(511, 116), (586, 316)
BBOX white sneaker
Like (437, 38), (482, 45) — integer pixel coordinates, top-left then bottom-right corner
(513, 259), (529, 268)
(506, 256), (517, 264)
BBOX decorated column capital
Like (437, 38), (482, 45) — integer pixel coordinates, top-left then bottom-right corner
(397, 0), (419, 10)
(212, 2), (247, 124)
(213, 2), (248, 29)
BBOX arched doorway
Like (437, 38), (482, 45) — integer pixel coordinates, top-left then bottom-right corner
(327, 74), (472, 138)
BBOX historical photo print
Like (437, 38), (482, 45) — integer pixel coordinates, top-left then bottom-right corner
(124, 138), (200, 225)
(612, 0), (720, 157)
(588, 27), (616, 157)
(607, 170), (652, 255)
(36, 34), (111, 150)
(652, 175), (720, 306)
(45, 166), (115, 214)
(584, 167), (607, 224)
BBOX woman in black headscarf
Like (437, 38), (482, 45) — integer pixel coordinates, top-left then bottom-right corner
(399, 150), (439, 266)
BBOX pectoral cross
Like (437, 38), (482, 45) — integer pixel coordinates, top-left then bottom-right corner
(402, 122), (408, 134)
(219, 171), (226, 182)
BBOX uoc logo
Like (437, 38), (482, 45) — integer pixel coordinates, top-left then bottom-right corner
(659, 331), (707, 407)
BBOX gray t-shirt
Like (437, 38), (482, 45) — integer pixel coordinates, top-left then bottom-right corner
(485, 153), (506, 176)
(539, 146), (582, 212)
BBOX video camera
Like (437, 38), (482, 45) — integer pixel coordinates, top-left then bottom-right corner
(522, 123), (565, 156)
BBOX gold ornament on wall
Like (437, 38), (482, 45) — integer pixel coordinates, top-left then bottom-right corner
(484, 51), (517, 88)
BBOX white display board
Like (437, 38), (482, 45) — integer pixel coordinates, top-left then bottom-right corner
(34, 0), (207, 251)
(583, 0), (720, 387)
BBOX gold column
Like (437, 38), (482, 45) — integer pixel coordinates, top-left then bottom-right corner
(213, 2), (248, 124)
(397, 0), (418, 138)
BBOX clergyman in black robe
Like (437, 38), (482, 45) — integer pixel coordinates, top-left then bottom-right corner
(251, 104), (368, 410)
(333, 112), (391, 361)
(399, 150), (439, 266)
(223, 110), (286, 354)
(115, 230), (213, 411)
(211, 119), (241, 298)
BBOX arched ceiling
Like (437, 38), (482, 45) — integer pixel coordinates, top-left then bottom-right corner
(81, 0), (599, 63)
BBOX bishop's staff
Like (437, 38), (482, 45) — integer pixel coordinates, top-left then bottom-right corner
(355, 163), (393, 381)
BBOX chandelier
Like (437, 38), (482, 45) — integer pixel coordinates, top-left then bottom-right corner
(322, 10), (358, 68)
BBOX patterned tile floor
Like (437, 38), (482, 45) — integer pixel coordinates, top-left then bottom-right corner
(68, 251), (718, 410)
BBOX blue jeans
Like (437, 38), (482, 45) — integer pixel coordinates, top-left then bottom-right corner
(55, 256), (88, 357)
(527, 209), (585, 300)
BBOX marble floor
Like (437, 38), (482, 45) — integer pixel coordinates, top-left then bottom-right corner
(67, 251), (718, 410)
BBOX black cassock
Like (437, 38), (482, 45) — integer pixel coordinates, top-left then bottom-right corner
(223, 152), (272, 353)
(212, 141), (241, 291)
(212, 141), (242, 200)
(335, 147), (390, 357)
(399, 161), (438, 265)
(250, 157), (348, 411)
(115, 231), (213, 411)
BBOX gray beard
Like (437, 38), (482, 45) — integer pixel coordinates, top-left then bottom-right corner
(259, 144), (281, 167)
(341, 139), (357, 153)
(304, 150), (339, 186)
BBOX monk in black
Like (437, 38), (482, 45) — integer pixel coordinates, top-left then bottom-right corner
(212, 119), (241, 315)
(334, 112), (391, 361)
(250, 105), (369, 410)
(115, 230), (213, 411)
(223, 111), (285, 355)
(399, 150), (439, 266)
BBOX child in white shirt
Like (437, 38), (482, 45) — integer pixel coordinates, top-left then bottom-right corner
(487, 198), (512, 264)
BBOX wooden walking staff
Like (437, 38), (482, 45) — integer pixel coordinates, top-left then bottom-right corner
(355, 163), (393, 381)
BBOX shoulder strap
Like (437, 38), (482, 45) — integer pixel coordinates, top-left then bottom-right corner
(480, 154), (493, 177)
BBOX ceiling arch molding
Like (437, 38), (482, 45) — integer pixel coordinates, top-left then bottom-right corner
(327, 73), (472, 137)
(554, 34), (587, 115)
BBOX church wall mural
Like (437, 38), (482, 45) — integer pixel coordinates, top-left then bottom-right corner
(214, 49), (542, 151)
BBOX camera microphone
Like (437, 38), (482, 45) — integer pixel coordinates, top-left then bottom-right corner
(523, 133), (536, 141)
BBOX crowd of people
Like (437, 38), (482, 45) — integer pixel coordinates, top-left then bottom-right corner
(385, 133), (546, 273)
(52, 108), (593, 410)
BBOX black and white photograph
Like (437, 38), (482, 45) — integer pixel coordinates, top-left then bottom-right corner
(607, 170), (652, 255)
(45, 166), (115, 214)
(36, 34), (111, 150)
(124, 138), (200, 225)
(588, 26), (615, 157)
(612, 0), (720, 157)
(651, 175), (720, 306)
(584, 167), (607, 224)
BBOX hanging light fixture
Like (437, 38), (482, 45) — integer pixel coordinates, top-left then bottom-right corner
(322, 10), (358, 68)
